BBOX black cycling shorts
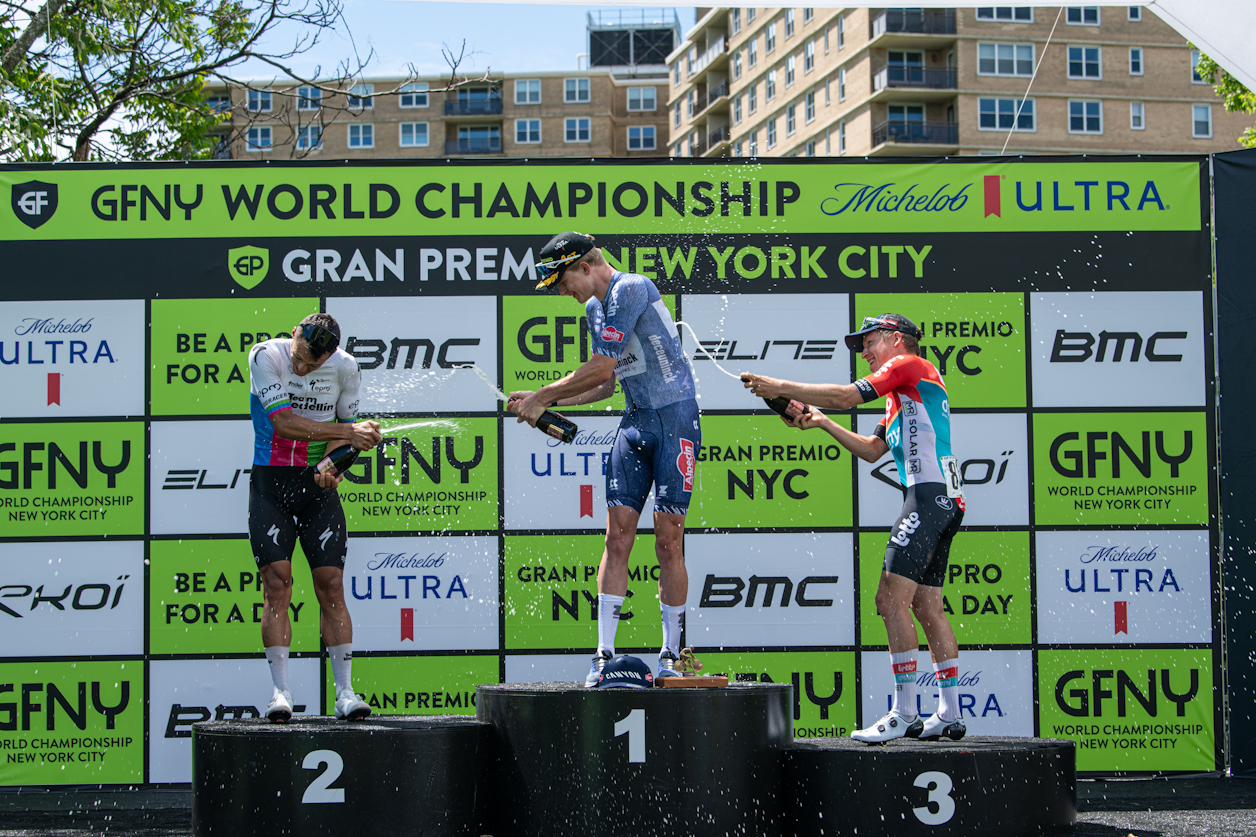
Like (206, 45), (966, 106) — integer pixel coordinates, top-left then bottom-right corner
(883, 483), (964, 588)
(249, 466), (348, 571)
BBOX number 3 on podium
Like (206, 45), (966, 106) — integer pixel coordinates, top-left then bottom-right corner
(614, 709), (646, 763)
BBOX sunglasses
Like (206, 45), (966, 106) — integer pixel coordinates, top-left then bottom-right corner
(861, 316), (899, 330)
(534, 252), (582, 289)
(300, 322), (339, 356)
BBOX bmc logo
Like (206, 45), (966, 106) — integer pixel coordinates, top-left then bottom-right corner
(600, 326), (624, 344)
(1050, 330), (1187, 363)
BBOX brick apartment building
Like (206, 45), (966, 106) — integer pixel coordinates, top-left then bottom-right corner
(668, 5), (1250, 158)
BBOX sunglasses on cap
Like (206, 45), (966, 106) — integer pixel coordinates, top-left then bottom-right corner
(300, 322), (339, 357)
(534, 252), (583, 290)
(860, 316), (899, 331)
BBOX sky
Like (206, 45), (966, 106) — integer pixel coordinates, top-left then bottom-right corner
(242, 1), (698, 81)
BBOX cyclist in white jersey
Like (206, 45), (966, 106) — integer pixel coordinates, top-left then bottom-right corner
(509, 232), (701, 687)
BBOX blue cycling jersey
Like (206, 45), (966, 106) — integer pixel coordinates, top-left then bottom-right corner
(586, 272), (695, 410)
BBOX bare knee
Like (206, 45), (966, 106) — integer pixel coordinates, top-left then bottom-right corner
(262, 566), (293, 604)
(875, 588), (903, 617)
(314, 570), (345, 607)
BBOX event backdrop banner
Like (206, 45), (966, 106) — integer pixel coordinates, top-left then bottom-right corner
(0, 157), (1219, 784)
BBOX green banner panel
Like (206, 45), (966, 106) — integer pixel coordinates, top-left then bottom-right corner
(1033, 412), (1209, 526)
(698, 650), (857, 739)
(859, 530), (1032, 647)
(502, 294), (675, 412)
(688, 415), (853, 528)
(504, 534), (662, 651)
(0, 660), (143, 785)
(1038, 648), (1215, 772)
(150, 298), (318, 415)
(148, 539), (320, 655)
(852, 293), (1026, 408)
(340, 417), (499, 532)
(324, 654), (498, 715)
(0, 422), (144, 537)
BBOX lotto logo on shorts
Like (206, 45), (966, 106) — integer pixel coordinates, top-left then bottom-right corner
(677, 439), (696, 492)
(889, 512), (921, 547)
(601, 326), (625, 343)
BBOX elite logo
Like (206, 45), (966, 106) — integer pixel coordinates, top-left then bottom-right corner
(228, 246), (269, 290)
(11, 181), (58, 229)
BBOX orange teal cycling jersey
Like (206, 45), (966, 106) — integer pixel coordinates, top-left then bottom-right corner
(854, 353), (955, 489)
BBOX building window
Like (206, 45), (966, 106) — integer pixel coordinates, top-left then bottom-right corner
(804, 40), (815, 73)
(979, 97), (1036, 130)
(1128, 6), (1141, 20)
(1066, 7), (1099, 25)
(565, 78), (590, 103)
(674, 62), (681, 84)
(207, 93), (231, 113)
(749, 84), (758, 113)
(297, 125), (322, 150)
(734, 140), (743, 156)
(247, 89), (272, 112)
(767, 117), (777, 148)
(1068, 45), (1102, 79)
(786, 55), (796, 86)
(399, 122), (429, 147)
(838, 67), (846, 102)
(400, 82), (428, 108)
(734, 50), (743, 79)
(766, 22), (776, 53)
(838, 120), (846, 154)
(824, 26), (830, 54)
(348, 123), (373, 148)
(515, 80), (541, 104)
(628, 87), (656, 111)
(297, 86), (321, 111)
(688, 131), (696, 156)
(1193, 104), (1212, 138)
(1191, 50), (1207, 83)
(837, 14), (845, 48)
(1128, 47), (1143, 75)
(766, 70), (777, 100)
(786, 103), (796, 135)
(348, 84), (373, 109)
(806, 140), (816, 156)
(978, 42), (1034, 76)
(749, 39), (759, 68)
(805, 91), (816, 123)
(825, 75), (831, 105)
(731, 7), (741, 34)
(747, 9), (755, 23)
(674, 102), (682, 127)
(565, 117), (591, 142)
(1069, 100), (1103, 133)
(1130, 101), (1145, 130)
(246, 126), (272, 150)
(977, 7), (1034, 21)
(515, 119), (541, 143)
(687, 89), (695, 116)
(748, 129), (758, 155)
(785, 9), (795, 38)
(803, 7), (814, 24)
(734, 96), (743, 123)
(628, 125), (656, 149)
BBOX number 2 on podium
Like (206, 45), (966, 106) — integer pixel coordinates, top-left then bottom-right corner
(614, 709), (646, 763)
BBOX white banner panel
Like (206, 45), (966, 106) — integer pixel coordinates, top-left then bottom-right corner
(149, 657), (321, 783)
(328, 296), (499, 413)
(1036, 529), (1212, 644)
(504, 416), (656, 529)
(685, 532), (854, 647)
(681, 293), (850, 410)
(860, 649), (1034, 736)
(857, 412), (1029, 527)
(150, 420), (253, 535)
(0, 299), (144, 418)
(505, 654), (590, 684)
(0, 540), (143, 656)
(343, 535), (498, 651)
(1031, 291), (1205, 407)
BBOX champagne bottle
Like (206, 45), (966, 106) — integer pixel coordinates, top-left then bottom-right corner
(763, 396), (810, 420)
(537, 409), (578, 444)
(315, 445), (360, 477)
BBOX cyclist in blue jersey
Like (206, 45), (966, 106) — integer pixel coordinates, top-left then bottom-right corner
(509, 232), (701, 687)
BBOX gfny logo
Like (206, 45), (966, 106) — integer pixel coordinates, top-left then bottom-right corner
(0, 576), (129, 617)
(11, 181), (58, 230)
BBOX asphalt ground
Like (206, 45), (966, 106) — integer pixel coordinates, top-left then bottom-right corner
(0, 776), (1253, 836)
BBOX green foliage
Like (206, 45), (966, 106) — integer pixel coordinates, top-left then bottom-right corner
(1193, 49), (1256, 148)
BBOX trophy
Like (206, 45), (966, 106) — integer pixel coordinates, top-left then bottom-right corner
(659, 647), (729, 688)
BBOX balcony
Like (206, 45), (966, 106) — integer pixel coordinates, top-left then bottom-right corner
(446, 138), (503, 154)
(694, 80), (728, 116)
(870, 9), (957, 49)
(871, 120), (958, 150)
(873, 66), (957, 91)
(687, 35), (727, 78)
(445, 99), (503, 116)
(703, 125), (730, 156)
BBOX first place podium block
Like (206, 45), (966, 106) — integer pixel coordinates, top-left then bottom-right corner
(192, 715), (492, 837)
(477, 682), (792, 837)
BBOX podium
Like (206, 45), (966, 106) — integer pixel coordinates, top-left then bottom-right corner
(477, 682), (793, 837)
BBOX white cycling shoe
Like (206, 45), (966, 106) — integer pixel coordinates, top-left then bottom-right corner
(334, 688), (371, 721)
(266, 689), (294, 724)
(851, 710), (923, 744)
(920, 712), (967, 740)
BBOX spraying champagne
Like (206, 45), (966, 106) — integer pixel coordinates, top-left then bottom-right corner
(461, 363), (579, 444)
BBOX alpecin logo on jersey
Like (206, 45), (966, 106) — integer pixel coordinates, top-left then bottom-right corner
(601, 326), (624, 343)
(677, 439), (696, 492)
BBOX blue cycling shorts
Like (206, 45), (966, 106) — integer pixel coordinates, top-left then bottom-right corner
(606, 400), (701, 517)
